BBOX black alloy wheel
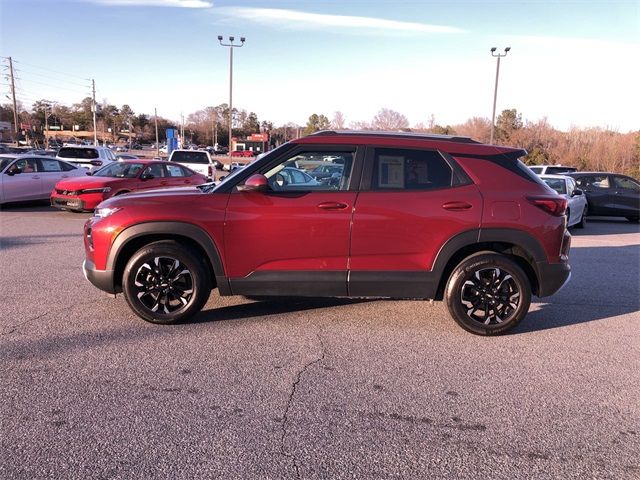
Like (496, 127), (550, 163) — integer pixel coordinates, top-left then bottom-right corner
(445, 252), (531, 335)
(122, 240), (210, 324)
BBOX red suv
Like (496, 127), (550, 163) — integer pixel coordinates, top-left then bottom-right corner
(83, 131), (571, 335)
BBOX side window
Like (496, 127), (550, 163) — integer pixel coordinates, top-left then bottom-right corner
(261, 151), (354, 191)
(12, 158), (38, 173)
(59, 161), (77, 172)
(372, 148), (452, 190)
(39, 159), (63, 172)
(166, 164), (186, 177)
(613, 176), (640, 192)
(583, 175), (610, 189)
(144, 164), (165, 178)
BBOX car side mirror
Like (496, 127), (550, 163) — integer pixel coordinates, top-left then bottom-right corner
(6, 170), (16, 176)
(85, 171), (93, 176)
(140, 173), (154, 181)
(572, 188), (583, 196)
(237, 173), (268, 192)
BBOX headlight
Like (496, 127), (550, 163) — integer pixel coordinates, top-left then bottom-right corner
(81, 187), (111, 194)
(94, 207), (121, 218)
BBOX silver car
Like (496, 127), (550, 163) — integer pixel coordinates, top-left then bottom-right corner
(0, 154), (86, 205)
(540, 174), (588, 228)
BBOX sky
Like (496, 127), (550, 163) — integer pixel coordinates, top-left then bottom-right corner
(1, 0), (638, 132)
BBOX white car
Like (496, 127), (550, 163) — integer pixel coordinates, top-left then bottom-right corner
(529, 165), (577, 175)
(56, 145), (118, 172)
(167, 149), (216, 181)
(540, 174), (588, 228)
(0, 154), (86, 205)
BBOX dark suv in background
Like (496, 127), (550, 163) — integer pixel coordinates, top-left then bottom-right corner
(568, 172), (640, 223)
(83, 131), (571, 335)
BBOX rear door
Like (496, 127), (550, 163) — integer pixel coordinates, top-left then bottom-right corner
(223, 146), (362, 296)
(611, 175), (640, 217)
(37, 158), (74, 195)
(164, 163), (199, 186)
(349, 146), (482, 297)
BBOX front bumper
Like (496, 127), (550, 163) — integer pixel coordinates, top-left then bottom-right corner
(83, 259), (117, 294)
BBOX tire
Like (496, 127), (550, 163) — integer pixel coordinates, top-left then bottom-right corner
(445, 252), (532, 336)
(122, 240), (211, 324)
(626, 216), (639, 224)
(575, 206), (587, 229)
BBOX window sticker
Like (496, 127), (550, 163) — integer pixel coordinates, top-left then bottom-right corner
(378, 155), (404, 188)
(42, 160), (62, 171)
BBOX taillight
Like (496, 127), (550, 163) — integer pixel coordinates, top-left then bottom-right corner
(527, 196), (567, 217)
(208, 165), (213, 177)
(90, 160), (103, 167)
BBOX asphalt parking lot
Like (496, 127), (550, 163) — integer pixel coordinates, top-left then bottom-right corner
(1, 206), (639, 479)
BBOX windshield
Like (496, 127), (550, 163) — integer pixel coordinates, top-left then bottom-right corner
(542, 178), (567, 195)
(94, 162), (144, 178)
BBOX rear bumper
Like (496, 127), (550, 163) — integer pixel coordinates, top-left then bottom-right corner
(83, 259), (117, 294)
(536, 260), (571, 297)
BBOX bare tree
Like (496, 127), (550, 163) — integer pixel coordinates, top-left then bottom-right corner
(331, 111), (346, 129)
(372, 108), (409, 130)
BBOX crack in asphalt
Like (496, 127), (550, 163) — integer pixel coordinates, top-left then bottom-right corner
(1, 299), (98, 336)
(279, 327), (327, 479)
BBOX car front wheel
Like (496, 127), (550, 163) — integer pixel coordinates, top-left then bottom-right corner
(445, 252), (532, 335)
(122, 240), (211, 324)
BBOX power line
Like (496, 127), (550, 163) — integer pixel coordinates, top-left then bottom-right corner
(14, 77), (90, 95)
(14, 68), (91, 89)
(13, 59), (90, 82)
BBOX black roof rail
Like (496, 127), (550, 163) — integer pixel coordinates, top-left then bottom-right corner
(308, 130), (481, 144)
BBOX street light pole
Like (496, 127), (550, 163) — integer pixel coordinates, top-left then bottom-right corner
(490, 47), (510, 145)
(218, 35), (245, 161)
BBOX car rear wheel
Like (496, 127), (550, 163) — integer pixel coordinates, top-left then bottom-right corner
(445, 252), (531, 335)
(122, 240), (210, 324)
(575, 206), (587, 229)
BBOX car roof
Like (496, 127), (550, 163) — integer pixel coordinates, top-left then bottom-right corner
(567, 171), (618, 176)
(539, 174), (571, 180)
(308, 130), (480, 144)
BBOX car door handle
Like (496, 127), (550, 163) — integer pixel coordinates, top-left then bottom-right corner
(317, 201), (349, 210)
(32, 175), (40, 180)
(61, 175), (69, 178)
(160, 181), (168, 185)
(442, 201), (472, 211)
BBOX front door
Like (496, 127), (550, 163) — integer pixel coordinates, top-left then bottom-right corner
(2, 158), (42, 202)
(223, 146), (361, 296)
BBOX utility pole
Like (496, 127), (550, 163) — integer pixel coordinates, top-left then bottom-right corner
(490, 47), (511, 144)
(128, 117), (132, 150)
(7, 57), (19, 146)
(44, 102), (50, 149)
(91, 79), (98, 146)
(218, 35), (245, 160)
(154, 107), (159, 158)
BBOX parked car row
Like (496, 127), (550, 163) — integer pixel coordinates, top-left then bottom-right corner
(529, 165), (640, 224)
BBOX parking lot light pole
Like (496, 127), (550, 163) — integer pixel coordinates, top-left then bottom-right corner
(490, 47), (510, 145)
(218, 35), (245, 161)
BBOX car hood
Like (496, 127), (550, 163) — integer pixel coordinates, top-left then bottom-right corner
(98, 185), (207, 207)
(55, 175), (115, 190)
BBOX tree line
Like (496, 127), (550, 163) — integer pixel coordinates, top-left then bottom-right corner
(0, 99), (637, 177)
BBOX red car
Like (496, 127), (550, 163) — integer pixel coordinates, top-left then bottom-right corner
(231, 150), (254, 157)
(82, 131), (571, 335)
(51, 160), (207, 212)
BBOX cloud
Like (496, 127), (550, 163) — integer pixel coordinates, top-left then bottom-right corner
(87, 0), (212, 8)
(219, 7), (464, 34)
